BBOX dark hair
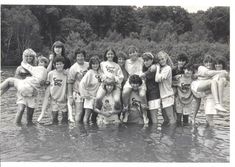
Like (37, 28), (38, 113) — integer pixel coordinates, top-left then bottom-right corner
(129, 74), (142, 85)
(53, 56), (65, 65)
(52, 41), (65, 57)
(117, 51), (127, 60)
(88, 55), (100, 70)
(128, 45), (138, 54)
(142, 52), (154, 60)
(203, 54), (215, 65)
(177, 53), (188, 64)
(103, 78), (116, 91)
(74, 48), (86, 59)
(183, 63), (194, 73)
(104, 48), (118, 63)
(215, 56), (226, 69)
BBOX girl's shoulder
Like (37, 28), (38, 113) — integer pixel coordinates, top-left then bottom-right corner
(162, 65), (171, 70)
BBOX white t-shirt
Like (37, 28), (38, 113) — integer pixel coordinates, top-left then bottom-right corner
(125, 57), (144, 76)
(68, 62), (89, 93)
(100, 61), (124, 85)
(47, 70), (68, 102)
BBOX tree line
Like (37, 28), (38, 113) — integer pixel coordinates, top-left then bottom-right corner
(1, 5), (230, 67)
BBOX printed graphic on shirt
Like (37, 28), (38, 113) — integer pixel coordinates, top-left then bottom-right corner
(105, 65), (116, 74)
(53, 77), (63, 87)
(103, 99), (112, 112)
(130, 97), (141, 112)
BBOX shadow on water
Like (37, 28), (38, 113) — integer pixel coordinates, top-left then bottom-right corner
(0, 67), (230, 162)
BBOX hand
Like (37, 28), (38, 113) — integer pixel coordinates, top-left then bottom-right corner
(149, 64), (157, 72)
(49, 54), (54, 61)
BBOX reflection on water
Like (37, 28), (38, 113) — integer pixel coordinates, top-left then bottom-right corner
(0, 67), (230, 162)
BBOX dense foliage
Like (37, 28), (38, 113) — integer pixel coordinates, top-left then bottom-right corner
(1, 5), (229, 68)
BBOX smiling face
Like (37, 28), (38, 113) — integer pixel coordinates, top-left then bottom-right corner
(215, 63), (223, 70)
(158, 54), (167, 67)
(130, 83), (141, 91)
(204, 61), (213, 70)
(177, 60), (186, 69)
(91, 62), (99, 71)
(129, 50), (138, 61)
(118, 57), (125, 67)
(55, 61), (64, 72)
(76, 53), (85, 65)
(184, 69), (193, 77)
(25, 54), (34, 64)
(106, 84), (114, 93)
(54, 46), (62, 55)
(143, 58), (153, 68)
(106, 50), (115, 62)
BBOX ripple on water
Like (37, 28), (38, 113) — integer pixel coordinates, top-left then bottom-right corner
(0, 67), (230, 162)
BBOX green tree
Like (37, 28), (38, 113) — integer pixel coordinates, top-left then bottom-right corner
(1, 5), (42, 65)
(204, 7), (229, 43)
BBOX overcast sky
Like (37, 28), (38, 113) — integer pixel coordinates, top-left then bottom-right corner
(0, 0), (230, 13)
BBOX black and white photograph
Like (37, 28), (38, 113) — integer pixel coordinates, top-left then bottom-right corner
(0, 0), (233, 166)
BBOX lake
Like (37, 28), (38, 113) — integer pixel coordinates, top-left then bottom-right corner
(0, 67), (230, 162)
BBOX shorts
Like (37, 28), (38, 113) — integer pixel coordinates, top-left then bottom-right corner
(16, 92), (37, 108)
(84, 98), (95, 109)
(17, 80), (36, 97)
(148, 99), (161, 110)
(175, 96), (191, 115)
(203, 94), (217, 115)
(123, 78), (147, 91)
(51, 99), (67, 112)
(191, 80), (207, 98)
(161, 95), (174, 108)
(73, 91), (84, 103)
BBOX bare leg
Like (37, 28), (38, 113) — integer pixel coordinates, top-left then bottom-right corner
(95, 86), (106, 110)
(161, 109), (169, 125)
(122, 87), (132, 107)
(218, 78), (225, 105)
(139, 90), (149, 124)
(37, 90), (50, 122)
(191, 98), (201, 125)
(52, 111), (59, 124)
(197, 80), (226, 111)
(206, 114), (214, 127)
(83, 109), (92, 123)
(113, 88), (122, 110)
(67, 100), (74, 122)
(164, 106), (176, 124)
(75, 102), (84, 123)
(149, 109), (158, 124)
(61, 111), (68, 124)
(15, 104), (26, 124)
(0, 78), (16, 95)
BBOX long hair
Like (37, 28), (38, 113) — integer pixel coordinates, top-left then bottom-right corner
(157, 50), (174, 68)
(103, 47), (118, 63)
(203, 54), (215, 65)
(52, 41), (65, 57)
(22, 48), (37, 66)
(88, 55), (100, 70)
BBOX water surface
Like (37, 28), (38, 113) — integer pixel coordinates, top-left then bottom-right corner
(0, 67), (230, 162)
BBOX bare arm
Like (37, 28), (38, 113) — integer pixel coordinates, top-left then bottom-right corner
(46, 54), (54, 72)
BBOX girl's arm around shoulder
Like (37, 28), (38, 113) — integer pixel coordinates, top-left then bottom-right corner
(155, 65), (171, 82)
